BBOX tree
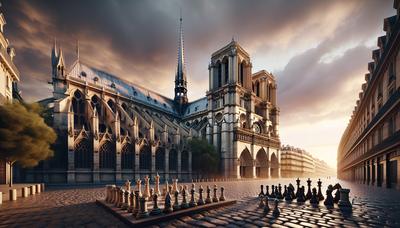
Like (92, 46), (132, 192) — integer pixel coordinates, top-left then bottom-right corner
(0, 102), (56, 187)
(188, 138), (219, 177)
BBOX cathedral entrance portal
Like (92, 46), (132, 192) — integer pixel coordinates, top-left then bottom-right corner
(255, 149), (268, 178)
(239, 148), (253, 178)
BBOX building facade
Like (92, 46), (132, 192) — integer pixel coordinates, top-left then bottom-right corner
(337, 1), (400, 189)
(0, 9), (20, 185)
(25, 17), (281, 184)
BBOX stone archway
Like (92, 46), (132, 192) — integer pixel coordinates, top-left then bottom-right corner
(270, 152), (279, 178)
(255, 148), (268, 178)
(239, 148), (253, 178)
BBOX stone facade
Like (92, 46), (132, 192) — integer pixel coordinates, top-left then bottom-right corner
(337, 1), (400, 189)
(24, 18), (280, 184)
(0, 10), (20, 185)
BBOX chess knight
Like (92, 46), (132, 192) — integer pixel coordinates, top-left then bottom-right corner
(24, 16), (281, 184)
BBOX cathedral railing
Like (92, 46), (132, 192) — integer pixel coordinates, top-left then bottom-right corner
(233, 127), (280, 148)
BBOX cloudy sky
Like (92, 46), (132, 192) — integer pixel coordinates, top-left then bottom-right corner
(1, 0), (396, 168)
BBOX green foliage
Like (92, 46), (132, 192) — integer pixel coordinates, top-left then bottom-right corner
(188, 138), (219, 175)
(0, 102), (57, 167)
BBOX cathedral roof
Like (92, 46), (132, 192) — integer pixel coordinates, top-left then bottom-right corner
(184, 97), (208, 117)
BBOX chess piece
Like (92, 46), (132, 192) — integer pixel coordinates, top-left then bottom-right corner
(333, 183), (342, 204)
(122, 189), (130, 210)
(117, 188), (124, 208)
(163, 192), (173, 213)
(263, 196), (270, 213)
(124, 179), (131, 191)
(189, 183), (197, 207)
(136, 196), (149, 219)
(143, 175), (151, 200)
(306, 178), (312, 200)
(136, 179), (142, 197)
(162, 187), (167, 196)
(310, 187), (319, 205)
(219, 187), (226, 201)
(164, 181), (169, 196)
(150, 192), (162, 215)
(275, 186), (279, 199)
(270, 185), (276, 198)
(197, 185), (205, 205)
(277, 184), (283, 199)
(297, 186), (306, 203)
(288, 184), (296, 199)
(205, 186), (212, 204)
(338, 188), (352, 208)
(212, 185), (219, 202)
(283, 185), (287, 198)
(128, 191), (134, 213)
(114, 187), (120, 207)
(317, 179), (324, 201)
(172, 179), (179, 193)
(173, 189), (180, 211)
(133, 190), (140, 216)
(265, 185), (270, 197)
(259, 195), (265, 208)
(284, 186), (292, 202)
(323, 185), (334, 207)
(272, 199), (280, 217)
(295, 178), (300, 199)
(154, 173), (161, 196)
(259, 185), (265, 197)
(181, 185), (189, 209)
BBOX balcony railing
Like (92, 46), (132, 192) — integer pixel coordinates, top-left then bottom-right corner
(233, 127), (280, 148)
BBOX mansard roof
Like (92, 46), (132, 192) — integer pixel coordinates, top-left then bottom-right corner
(67, 61), (178, 115)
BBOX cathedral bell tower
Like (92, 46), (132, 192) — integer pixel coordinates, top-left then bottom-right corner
(174, 15), (188, 114)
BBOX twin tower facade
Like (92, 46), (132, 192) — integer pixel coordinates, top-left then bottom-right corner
(25, 17), (281, 184)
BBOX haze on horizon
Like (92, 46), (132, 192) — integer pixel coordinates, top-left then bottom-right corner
(1, 0), (396, 169)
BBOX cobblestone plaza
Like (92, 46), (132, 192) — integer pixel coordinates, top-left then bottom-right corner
(1, 178), (399, 227)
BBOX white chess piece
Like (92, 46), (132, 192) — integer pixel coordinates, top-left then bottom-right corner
(155, 173), (161, 196)
(125, 179), (131, 192)
(143, 175), (151, 200)
(164, 181), (169, 196)
(172, 179), (178, 193)
(136, 179), (142, 197)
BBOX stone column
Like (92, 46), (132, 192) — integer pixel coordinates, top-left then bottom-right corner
(208, 63), (213, 90)
(164, 148), (169, 181)
(371, 158), (376, 185)
(177, 150), (182, 180)
(93, 138), (100, 183)
(252, 160), (257, 178)
(385, 154), (390, 188)
(188, 150), (192, 180)
(134, 143), (140, 180)
(115, 141), (122, 182)
(221, 62), (226, 85)
(231, 54), (238, 84)
(151, 145), (156, 179)
(67, 112), (75, 184)
(221, 119), (228, 177)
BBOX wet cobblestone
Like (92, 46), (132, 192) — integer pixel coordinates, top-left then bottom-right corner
(0, 178), (399, 227)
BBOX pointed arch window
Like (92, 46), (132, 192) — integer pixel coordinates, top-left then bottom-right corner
(121, 143), (134, 170)
(99, 141), (116, 169)
(74, 139), (93, 169)
(72, 90), (86, 129)
(139, 145), (151, 170)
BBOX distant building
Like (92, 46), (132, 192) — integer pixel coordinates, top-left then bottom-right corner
(0, 9), (20, 185)
(25, 16), (281, 184)
(337, 1), (400, 189)
(281, 145), (335, 178)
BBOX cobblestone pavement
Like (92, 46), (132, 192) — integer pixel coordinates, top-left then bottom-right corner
(0, 178), (399, 227)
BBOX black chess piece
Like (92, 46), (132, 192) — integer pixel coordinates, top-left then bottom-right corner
(212, 185), (219, 202)
(297, 186), (306, 203)
(288, 184), (295, 199)
(205, 186), (212, 204)
(128, 191), (134, 213)
(310, 187), (319, 205)
(275, 186), (279, 199)
(272, 199), (280, 217)
(136, 196), (149, 219)
(277, 184), (283, 199)
(219, 187), (226, 201)
(333, 183), (342, 204)
(263, 196), (270, 213)
(163, 192), (173, 213)
(284, 185), (292, 202)
(259, 195), (265, 208)
(324, 185), (334, 207)
(295, 178), (301, 199)
(270, 185), (276, 198)
(283, 185), (288, 198)
(317, 179), (324, 201)
(173, 190), (180, 211)
(133, 190), (140, 216)
(266, 185), (270, 197)
(189, 184), (197, 207)
(259, 185), (265, 197)
(306, 178), (312, 200)
(150, 193), (162, 215)
(197, 185), (205, 205)
(180, 186), (189, 209)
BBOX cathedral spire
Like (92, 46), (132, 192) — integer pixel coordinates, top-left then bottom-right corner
(174, 11), (188, 113)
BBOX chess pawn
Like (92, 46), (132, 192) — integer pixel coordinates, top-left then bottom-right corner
(133, 190), (140, 217)
(150, 192), (162, 215)
(263, 196), (270, 213)
(275, 186), (279, 199)
(306, 178), (312, 200)
(154, 173), (161, 196)
(143, 176), (151, 200)
(259, 185), (265, 197)
(288, 184), (296, 199)
(284, 186), (292, 202)
(205, 186), (212, 204)
(295, 178), (301, 199)
(212, 185), (219, 202)
(282, 185), (287, 198)
(317, 179), (324, 201)
(118, 188), (124, 208)
(323, 185), (334, 207)
(310, 187), (319, 205)
(122, 189), (130, 210)
(128, 191), (134, 213)
(277, 184), (283, 199)
(270, 185), (276, 198)
(125, 179), (131, 192)
(197, 185), (205, 205)
(297, 186), (305, 203)
(259, 195), (265, 208)
(172, 179), (179, 194)
(136, 179), (142, 197)
(219, 187), (226, 201)
(189, 183), (197, 207)
(136, 196), (149, 219)
(265, 185), (270, 197)
(338, 188), (352, 208)
(163, 192), (173, 214)
(173, 189), (180, 211)
(169, 185), (173, 194)
(180, 185), (189, 209)
(272, 199), (280, 217)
